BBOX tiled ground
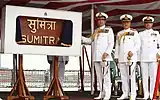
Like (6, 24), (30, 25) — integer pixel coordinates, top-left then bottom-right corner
(0, 91), (157, 100)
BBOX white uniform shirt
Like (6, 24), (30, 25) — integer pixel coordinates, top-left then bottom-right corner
(115, 28), (141, 62)
(82, 25), (114, 61)
(139, 29), (160, 62)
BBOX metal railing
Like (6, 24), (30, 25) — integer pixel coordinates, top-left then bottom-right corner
(0, 69), (91, 91)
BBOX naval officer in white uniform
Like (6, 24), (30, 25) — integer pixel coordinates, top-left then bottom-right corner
(115, 14), (141, 100)
(82, 12), (114, 100)
(138, 16), (160, 100)
(47, 56), (69, 85)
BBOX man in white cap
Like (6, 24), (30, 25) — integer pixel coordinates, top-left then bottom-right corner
(138, 16), (160, 100)
(82, 12), (114, 100)
(115, 14), (141, 100)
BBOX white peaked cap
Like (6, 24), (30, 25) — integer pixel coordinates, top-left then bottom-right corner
(120, 14), (133, 21)
(142, 16), (154, 23)
(96, 12), (108, 19)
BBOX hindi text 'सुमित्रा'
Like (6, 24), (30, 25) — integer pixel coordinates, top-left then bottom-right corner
(20, 18), (60, 45)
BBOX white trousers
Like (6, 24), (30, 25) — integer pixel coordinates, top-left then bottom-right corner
(50, 61), (65, 85)
(94, 62), (111, 98)
(141, 62), (157, 99)
(119, 62), (137, 98)
(58, 61), (65, 85)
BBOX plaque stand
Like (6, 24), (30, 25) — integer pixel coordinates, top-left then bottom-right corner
(43, 56), (69, 100)
(8, 54), (35, 100)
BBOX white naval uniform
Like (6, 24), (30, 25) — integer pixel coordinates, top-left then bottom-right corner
(82, 25), (114, 99)
(138, 29), (160, 99)
(47, 56), (69, 85)
(115, 28), (141, 99)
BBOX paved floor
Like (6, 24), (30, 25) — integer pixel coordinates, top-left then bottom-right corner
(0, 91), (157, 100)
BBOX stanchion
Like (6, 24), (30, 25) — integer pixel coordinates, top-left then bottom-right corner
(8, 54), (35, 100)
(153, 61), (160, 100)
(79, 45), (92, 92)
(82, 45), (91, 71)
(79, 56), (84, 91)
(43, 56), (69, 100)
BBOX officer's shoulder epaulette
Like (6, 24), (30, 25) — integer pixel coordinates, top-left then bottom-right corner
(153, 30), (159, 34)
(103, 26), (111, 33)
(138, 31), (144, 34)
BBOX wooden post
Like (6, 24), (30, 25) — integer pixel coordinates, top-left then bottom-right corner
(8, 54), (35, 100)
(43, 56), (69, 100)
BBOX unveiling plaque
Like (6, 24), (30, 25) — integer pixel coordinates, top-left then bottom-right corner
(16, 16), (73, 47)
(1, 5), (82, 56)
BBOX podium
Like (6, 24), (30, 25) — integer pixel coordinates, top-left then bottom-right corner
(7, 54), (35, 100)
(43, 56), (69, 100)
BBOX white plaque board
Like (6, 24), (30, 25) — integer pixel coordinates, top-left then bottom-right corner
(1, 5), (82, 56)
